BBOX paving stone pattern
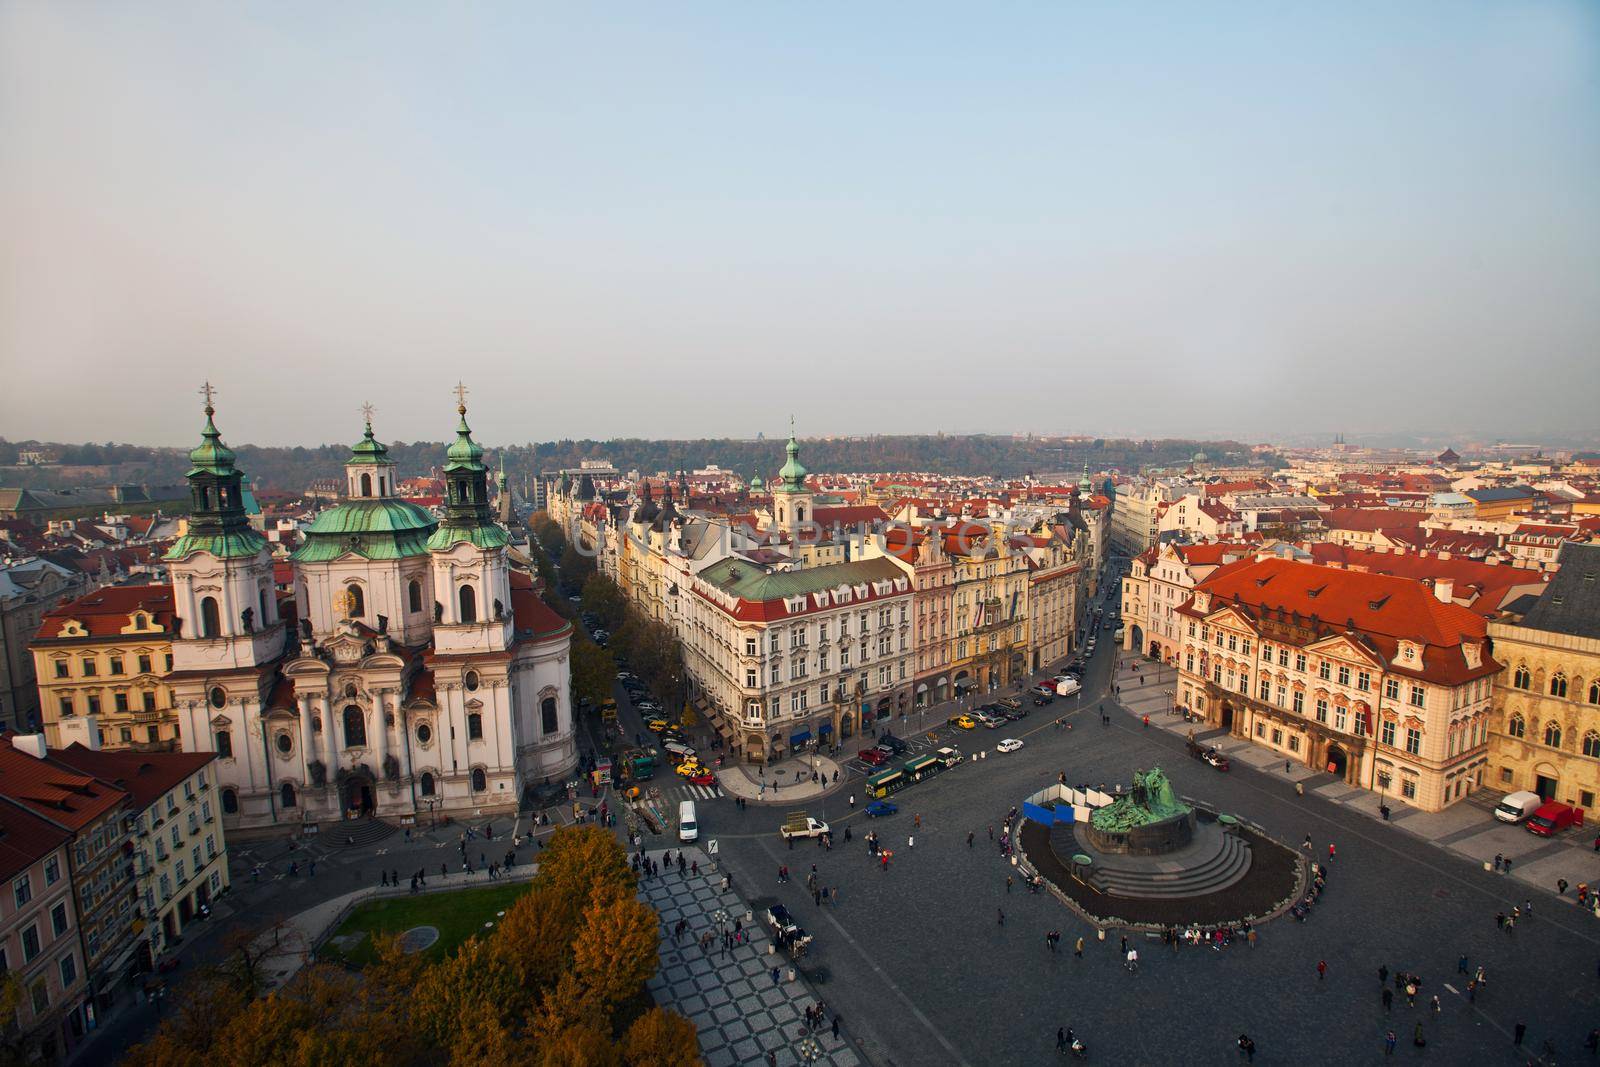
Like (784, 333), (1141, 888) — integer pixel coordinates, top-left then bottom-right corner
(641, 852), (859, 1067)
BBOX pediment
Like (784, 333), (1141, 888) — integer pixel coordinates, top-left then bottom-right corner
(1306, 633), (1382, 667)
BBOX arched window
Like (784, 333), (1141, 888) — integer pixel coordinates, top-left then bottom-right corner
(458, 584), (477, 623)
(215, 729), (232, 759)
(199, 596), (220, 639)
(1507, 713), (1525, 739)
(408, 580), (423, 614)
(467, 713), (483, 741)
(470, 767), (487, 792)
(1551, 673), (1569, 698)
(281, 782), (297, 808)
(541, 696), (559, 736)
(419, 772), (435, 796)
(343, 706), (366, 748)
(221, 788), (239, 815)
(1584, 732), (1600, 759)
(346, 584), (365, 619)
(360, 472), (372, 497)
(1544, 721), (1563, 748)
(1513, 665), (1531, 690)
(1591, 681), (1600, 706)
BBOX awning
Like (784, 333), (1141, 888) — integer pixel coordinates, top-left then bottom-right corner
(818, 723), (833, 736)
(936, 676), (948, 686)
(915, 683), (928, 693)
(790, 730), (812, 747)
(955, 678), (977, 691)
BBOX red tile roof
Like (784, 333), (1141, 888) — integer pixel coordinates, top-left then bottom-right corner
(33, 583), (176, 642)
(0, 802), (72, 883)
(49, 746), (215, 811)
(0, 736), (128, 831)
(1323, 509), (1426, 533)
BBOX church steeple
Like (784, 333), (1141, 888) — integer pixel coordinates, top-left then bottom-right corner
(772, 417), (813, 538)
(167, 382), (267, 561)
(427, 383), (509, 552)
(1079, 461), (1092, 496)
(345, 404), (397, 500)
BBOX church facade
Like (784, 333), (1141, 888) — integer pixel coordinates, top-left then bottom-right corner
(166, 391), (576, 830)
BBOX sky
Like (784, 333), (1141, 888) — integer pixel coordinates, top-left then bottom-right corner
(2, 2), (1598, 449)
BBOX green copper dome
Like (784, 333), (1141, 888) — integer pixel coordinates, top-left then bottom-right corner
(292, 499), (438, 562)
(749, 472), (764, 491)
(445, 407), (486, 472)
(187, 407), (238, 476)
(776, 431), (808, 493)
(348, 419), (391, 466)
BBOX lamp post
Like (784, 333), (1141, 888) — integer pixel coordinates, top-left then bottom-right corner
(797, 1036), (820, 1064)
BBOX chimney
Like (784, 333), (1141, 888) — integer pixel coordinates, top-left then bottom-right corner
(56, 716), (101, 751)
(12, 733), (48, 759)
(1434, 578), (1454, 603)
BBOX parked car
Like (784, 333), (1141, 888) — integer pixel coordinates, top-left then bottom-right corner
(1032, 695), (1053, 707)
(1055, 679), (1082, 698)
(864, 800), (898, 818)
(996, 738), (1024, 753)
(1494, 791), (1542, 824)
(877, 734), (909, 756)
(950, 714), (976, 730)
(1527, 801), (1577, 837)
(859, 747), (890, 767)
(1033, 682), (1057, 697)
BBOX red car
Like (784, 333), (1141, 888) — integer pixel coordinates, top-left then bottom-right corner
(859, 747), (890, 766)
(689, 770), (716, 786)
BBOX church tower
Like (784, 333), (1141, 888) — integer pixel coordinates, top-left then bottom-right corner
(168, 385), (285, 828)
(166, 384), (282, 670)
(772, 420), (813, 540)
(427, 385), (513, 655)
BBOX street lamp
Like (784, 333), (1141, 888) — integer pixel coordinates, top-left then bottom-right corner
(797, 1036), (820, 1063)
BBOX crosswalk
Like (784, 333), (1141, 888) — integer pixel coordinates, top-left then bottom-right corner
(661, 783), (724, 803)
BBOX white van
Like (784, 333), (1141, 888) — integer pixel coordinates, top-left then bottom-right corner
(678, 800), (699, 842)
(1493, 791), (1541, 823)
(1055, 678), (1082, 698)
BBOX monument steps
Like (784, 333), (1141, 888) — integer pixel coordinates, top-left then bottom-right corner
(1087, 832), (1252, 899)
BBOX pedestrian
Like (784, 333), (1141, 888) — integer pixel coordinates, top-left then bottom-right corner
(1560, 878), (1570, 895)
(1493, 852), (1503, 872)
(988, 825), (994, 841)
(1057, 1028), (1067, 1053)
(1504, 856), (1513, 875)
(1413, 1022), (1426, 1049)
(1237, 1034), (1255, 1062)
(1006, 876), (1013, 893)
(1514, 1022), (1526, 1047)
(967, 831), (975, 848)
(1317, 959), (1327, 981)
(1327, 842), (1336, 861)
(832, 1015), (840, 1039)
(771, 966), (781, 986)
(1466, 979), (1475, 1003)
(1382, 988), (1393, 1012)
(1303, 835), (1313, 852)
(1430, 995), (1440, 1015)
(914, 813), (922, 829)
(1495, 911), (1505, 929)
(1285, 760), (1291, 774)
(1378, 964), (1389, 986)
(1074, 936), (1084, 958)
(1384, 1030), (1397, 1056)
(908, 835), (914, 849)
(997, 908), (1005, 927)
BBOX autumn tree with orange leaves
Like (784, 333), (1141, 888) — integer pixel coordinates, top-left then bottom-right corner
(125, 826), (700, 1067)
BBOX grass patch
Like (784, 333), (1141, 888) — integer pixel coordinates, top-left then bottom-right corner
(318, 881), (534, 966)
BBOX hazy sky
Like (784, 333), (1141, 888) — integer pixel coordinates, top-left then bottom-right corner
(2, 2), (1597, 448)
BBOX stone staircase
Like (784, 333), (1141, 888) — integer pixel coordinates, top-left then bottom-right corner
(1086, 831), (1252, 900)
(321, 818), (399, 851)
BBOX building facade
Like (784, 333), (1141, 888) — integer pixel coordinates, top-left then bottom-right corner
(1, 558), (87, 733)
(30, 586), (180, 753)
(1486, 543), (1600, 819)
(0, 803), (85, 1061)
(1175, 558), (1496, 812)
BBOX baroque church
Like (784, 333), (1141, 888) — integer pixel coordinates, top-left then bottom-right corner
(165, 389), (576, 830)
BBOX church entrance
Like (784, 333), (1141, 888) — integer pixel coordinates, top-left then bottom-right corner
(345, 775), (374, 816)
(1219, 701), (1235, 732)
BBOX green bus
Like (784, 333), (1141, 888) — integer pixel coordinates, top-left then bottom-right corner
(866, 768), (904, 799)
(903, 754), (940, 782)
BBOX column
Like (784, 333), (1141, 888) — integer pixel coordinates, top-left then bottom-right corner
(371, 690), (389, 782)
(297, 695), (314, 780)
(321, 697), (339, 786)
(397, 704), (413, 781)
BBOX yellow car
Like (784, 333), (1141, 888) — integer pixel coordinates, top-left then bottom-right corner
(674, 760), (704, 778)
(949, 714), (976, 730)
(646, 719), (669, 733)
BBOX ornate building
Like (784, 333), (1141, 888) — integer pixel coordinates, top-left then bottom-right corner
(168, 389), (576, 830)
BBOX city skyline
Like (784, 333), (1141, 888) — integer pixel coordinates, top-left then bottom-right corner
(4, 2), (1598, 445)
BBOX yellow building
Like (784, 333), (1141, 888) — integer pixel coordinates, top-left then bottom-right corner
(1486, 543), (1600, 817)
(947, 525), (1031, 696)
(30, 585), (180, 751)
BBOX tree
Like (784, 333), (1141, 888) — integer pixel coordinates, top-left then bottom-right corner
(535, 1024), (620, 1067)
(495, 883), (579, 993)
(559, 541), (594, 591)
(535, 827), (636, 934)
(571, 887), (659, 1011)
(580, 573), (627, 629)
(569, 636), (615, 709)
(623, 1008), (701, 1067)
(410, 936), (525, 1050)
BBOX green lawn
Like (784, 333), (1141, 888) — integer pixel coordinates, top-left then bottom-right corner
(318, 881), (535, 966)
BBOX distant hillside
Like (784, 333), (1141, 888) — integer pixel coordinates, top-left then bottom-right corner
(0, 435), (1279, 493)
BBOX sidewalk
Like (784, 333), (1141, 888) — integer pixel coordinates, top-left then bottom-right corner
(1110, 650), (1600, 911)
(718, 753), (845, 805)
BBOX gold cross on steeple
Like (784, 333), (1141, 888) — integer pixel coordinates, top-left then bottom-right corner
(199, 381), (216, 413)
(453, 381), (470, 413)
(360, 401), (376, 425)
